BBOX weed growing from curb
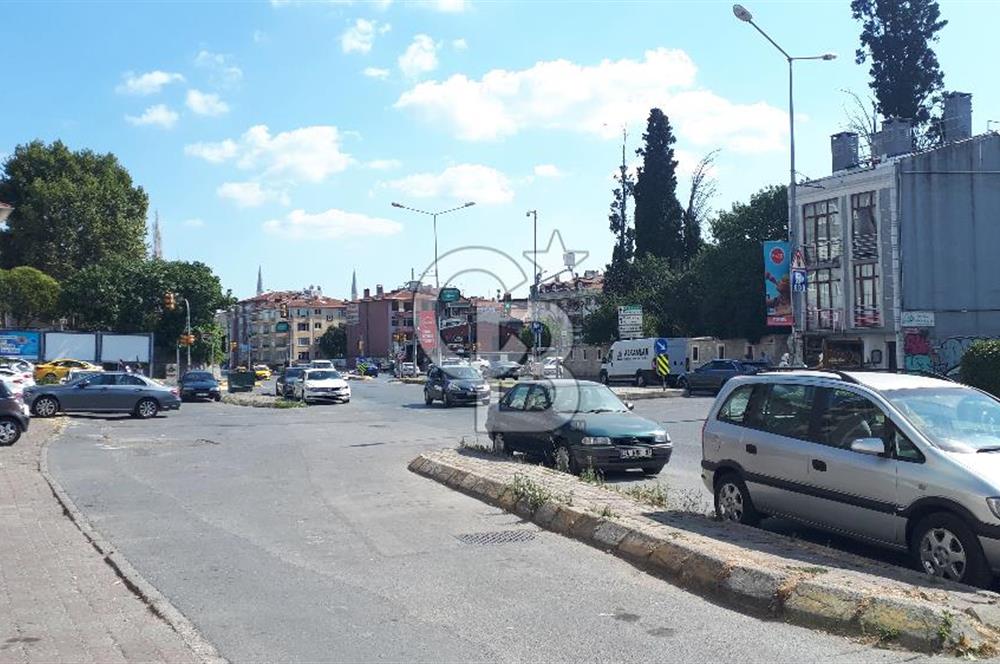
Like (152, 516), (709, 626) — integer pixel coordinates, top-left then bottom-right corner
(938, 611), (954, 646)
(458, 437), (493, 454)
(617, 483), (668, 508)
(580, 463), (605, 486)
(509, 474), (552, 510)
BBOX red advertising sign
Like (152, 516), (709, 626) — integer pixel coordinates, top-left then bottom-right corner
(418, 310), (437, 349)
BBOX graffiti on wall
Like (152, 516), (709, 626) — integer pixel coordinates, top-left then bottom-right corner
(903, 330), (1000, 374)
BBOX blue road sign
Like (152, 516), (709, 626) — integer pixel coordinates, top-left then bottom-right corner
(654, 337), (668, 354)
(532, 321), (543, 334)
(791, 269), (807, 293)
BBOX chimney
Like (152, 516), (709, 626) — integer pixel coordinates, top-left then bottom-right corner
(872, 117), (913, 159)
(363, 288), (370, 299)
(831, 132), (859, 172)
(942, 92), (972, 143)
(376, 284), (384, 298)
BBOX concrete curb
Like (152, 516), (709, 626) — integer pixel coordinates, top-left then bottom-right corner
(409, 449), (1000, 655)
(39, 422), (228, 664)
(220, 393), (305, 409)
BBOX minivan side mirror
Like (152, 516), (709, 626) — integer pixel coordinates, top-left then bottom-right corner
(625, 401), (635, 411)
(850, 437), (886, 456)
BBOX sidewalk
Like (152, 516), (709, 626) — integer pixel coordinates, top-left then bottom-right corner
(0, 420), (205, 663)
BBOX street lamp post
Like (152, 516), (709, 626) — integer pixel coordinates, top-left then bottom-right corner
(733, 4), (835, 365)
(525, 209), (539, 364)
(390, 201), (476, 364)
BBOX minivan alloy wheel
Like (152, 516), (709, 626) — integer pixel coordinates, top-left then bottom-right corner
(919, 527), (967, 581)
(717, 482), (744, 522)
(0, 419), (19, 445)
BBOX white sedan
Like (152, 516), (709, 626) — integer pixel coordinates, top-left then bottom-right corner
(293, 369), (351, 404)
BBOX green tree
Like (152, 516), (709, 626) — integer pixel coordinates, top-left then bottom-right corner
(0, 266), (61, 327)
(518, 322), (552, 350)
(633, 108), (684, 264)
(191, 323), (225, 365)
(0, 141), (149, 281)
(960, 340), (1000, 397)
(851, 0), (947, 131)
(319, 325), (347, 358)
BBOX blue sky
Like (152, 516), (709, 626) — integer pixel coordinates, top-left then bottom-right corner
(4, 0), (998, 301)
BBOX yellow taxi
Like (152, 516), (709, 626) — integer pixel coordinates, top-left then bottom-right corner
(34, 359), (103, 384)
(253, 364), (272, 381)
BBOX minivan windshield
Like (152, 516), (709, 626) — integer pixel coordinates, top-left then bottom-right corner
(306, 370), (341, 381)
(885, 387), (1000, 451)
(551, 384), (627, 414)
(183, 372), (214, 382)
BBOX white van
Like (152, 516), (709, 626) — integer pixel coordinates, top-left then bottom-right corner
(599, 338), (689, 387)
(309, 359), (334, 369)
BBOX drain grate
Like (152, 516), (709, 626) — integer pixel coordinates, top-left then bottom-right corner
(454, 530), (537, 546)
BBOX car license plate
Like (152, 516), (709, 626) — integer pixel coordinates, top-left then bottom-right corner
(620, 448), (652, 459)
(196, 392), (208, 397)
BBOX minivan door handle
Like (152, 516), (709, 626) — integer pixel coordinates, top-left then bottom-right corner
(811, 459), (827, 472)
(745, 444), (757, 455)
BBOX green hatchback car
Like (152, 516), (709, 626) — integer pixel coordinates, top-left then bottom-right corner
(485, 379), (672, 475)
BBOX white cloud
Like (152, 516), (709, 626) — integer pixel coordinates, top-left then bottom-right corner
(398, 34), (438, 78)
(263, 208), (403, 240)
(125, 104), (179, 129)
(387, 164), (512, 204)
(342, 18), (388, 54)
(184, 139), (238, 163)
(182, 218), (206, 228)
(116, 70), (184, 95)
(452, 38), (468, 51)
(395, 48), (787, 153)
(185, 124), (353, 183)
(363, 67), (391, 80)
(217, 181), (289, 208)
(533, 164), (562, 178)
(194, 50), (243, 87)
(186, 89), (230, 116)
(366, 159), (402, 170)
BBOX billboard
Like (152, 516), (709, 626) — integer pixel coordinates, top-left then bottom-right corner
(0, 331), (41, 360)
(418, 310), (437, 349)
(100, 334), (152, 364)
(44, 332), (98, 362)
(763, 241), (792, 327)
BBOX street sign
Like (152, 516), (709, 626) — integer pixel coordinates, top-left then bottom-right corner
(653, 337), (668, 354)
(901, 311), (935, 328)
(531, 321), (543, 334)
(655, 353), (670, 377)
(791, 269), (807, 293)
(275, 321), (290, 333)
(438, 287), (461, 303)
(618, 305), (643, 339)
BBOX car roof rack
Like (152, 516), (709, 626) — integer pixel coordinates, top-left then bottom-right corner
(758, 366), (955, 384)
(757, 367), (861, 384)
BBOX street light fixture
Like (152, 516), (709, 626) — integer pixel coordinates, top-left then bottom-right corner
(390, 200), (476, 364)
(732, 3), (836, 365)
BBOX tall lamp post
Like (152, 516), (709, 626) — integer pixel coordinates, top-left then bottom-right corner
(390, 201), (476, 364)
(733, 4), (835, 364)
(525, 209), (539, 365)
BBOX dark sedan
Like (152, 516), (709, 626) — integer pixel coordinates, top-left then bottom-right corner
(25, 372), (181, 419)
(678, 359), (768, 395)
(485, 379), (671, 475)
(179, 371), (222, 402)
(424, 365), (490, 407)
(276, 366), (306, 397)
(490, 361), (522, 380)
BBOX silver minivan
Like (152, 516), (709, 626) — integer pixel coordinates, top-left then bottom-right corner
(702, 369), (1000, 588)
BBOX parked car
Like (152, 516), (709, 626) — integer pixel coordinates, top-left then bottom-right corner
(276, 366), (306, 397)
(0, 358), (35, 384)
(0, 381), (29, 446)
(600, 337), (688, 386)
(424, 365), (490, 407)
(542, 357), (564, 379)
(24, 372), (181, 419)
(0, 367), (31, 395)
(397, 362), (419, 377)
(703, 369), (1000, 588)
(678, 359), (764, 395)
(178, 371), (222, 402)
(486, 379), (671, 475)
(293, 369), (351, 404)
(33, 359), (102, 385)
(253, 364), (272, 381)
(490, 361), (522, 380)
(309, 360), (334, 370)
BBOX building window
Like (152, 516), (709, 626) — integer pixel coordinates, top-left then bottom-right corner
(802, 198), (841, 262)
(314, 308), (321, 315)
(854, 262), (880, 327)
(717, 345), (725, 359)
(851, 192), (878, 260)
(745, 345), (754, 360)
(692, 346), (699, 363)
(314, 322), (322, 329)
(297, 322), (309, 331)
(297, 338), (310, 346)
(326, 315), (335, 322)
(806, 268), (842, 329)
(297, 351), (310, 361)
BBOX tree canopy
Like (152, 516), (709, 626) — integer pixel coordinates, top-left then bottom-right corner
(0, 266), (61, 327)
(851, 0), (947, 130)
(0, 140), (149, 281)
(319, 325), (347, 359)
(633, 109), (685, 264)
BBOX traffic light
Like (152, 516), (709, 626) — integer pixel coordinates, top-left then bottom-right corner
(230, 341), (238, 352)
(178, 333), (196, 346)
(279, 302), (289, 318)
(164, 292), (176, 310)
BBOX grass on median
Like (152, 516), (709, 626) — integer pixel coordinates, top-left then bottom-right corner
(508, 474), (573, 509)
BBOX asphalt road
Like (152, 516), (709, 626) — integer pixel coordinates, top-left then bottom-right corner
(47, 378), (944, 662)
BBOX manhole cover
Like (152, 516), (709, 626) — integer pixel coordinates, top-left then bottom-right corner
(454, 530), (537, 546)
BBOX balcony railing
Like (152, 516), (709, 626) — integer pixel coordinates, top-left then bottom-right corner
(853, 305), (882, 328)
(803, 238), (842, 266)
(852, 232), (879, 261)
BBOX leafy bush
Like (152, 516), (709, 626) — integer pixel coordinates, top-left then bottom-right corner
(960, 340), (1000, 397)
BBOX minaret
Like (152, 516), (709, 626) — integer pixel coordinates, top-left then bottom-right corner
(152, 211), (163, 260)
(351, 270), (358, 301)
(256, 265), (264, 296)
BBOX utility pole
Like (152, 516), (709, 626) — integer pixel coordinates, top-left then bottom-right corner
(183, 297), (192, 370)
(526, 209), (539, 366)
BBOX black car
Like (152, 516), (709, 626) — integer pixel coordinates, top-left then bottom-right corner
(276, 366), (306, 397)
(485, 380), (671, 475)
(0, 382), (29, 446)
(424, 365), (490, 407)
(179, 371), (222, 402)
(490, 361), (522, 380)
(678, 359), (768, 395)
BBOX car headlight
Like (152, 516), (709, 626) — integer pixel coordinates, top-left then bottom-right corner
(653, 430), (670, 444)
(580, 436), (611, 446)
(987, 498), (1000, 520)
